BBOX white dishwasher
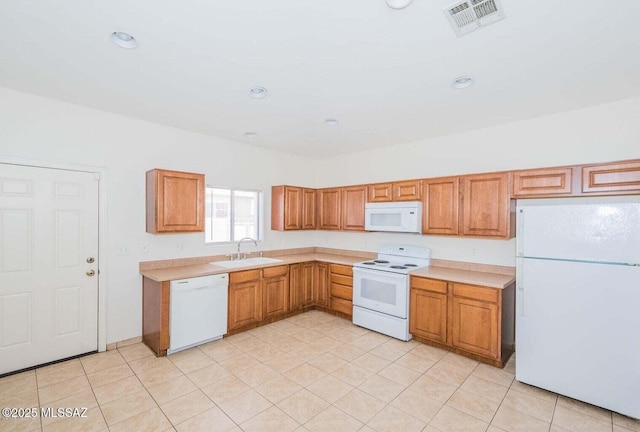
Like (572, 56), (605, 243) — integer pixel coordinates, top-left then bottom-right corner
(168, 273), (228, 354)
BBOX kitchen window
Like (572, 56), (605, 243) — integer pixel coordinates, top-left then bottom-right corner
(205, 187), (262, 243)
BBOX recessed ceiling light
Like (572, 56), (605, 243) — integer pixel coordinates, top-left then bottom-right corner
(452, 76), (474, 89)
(244, 132), (257, 139)
(325, 118), (339, 126)
(249, 87), (268, 99)
(110, 31), (139, 49)
(385, 0), (414, 10)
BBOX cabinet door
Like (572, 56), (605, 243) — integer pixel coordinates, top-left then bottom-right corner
(317, 188), (342, 230)
(393, 180), (422, 201)
(423, 177), (459, 235)
(450, 294), (499, 359)
(512, 168), (573, 197)
(410, 289), (448, 344)
(582, 160), (640, 193)
(146, 169), (205, 233)
(302, 188), (317, 230)
(368, 183), (393, 202)
(228, 280), (262, 331)
(461, 172), (512, 238)
(301, 262), (315, 306)
(289, 264), (302, 311)
(314, 263), (330, 307)
(263, 276), (289, 319)
(342, 185), (366, 231)
(284, 186), (302, 230)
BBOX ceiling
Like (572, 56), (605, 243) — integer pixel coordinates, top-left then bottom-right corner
(2, 1), (639, 158)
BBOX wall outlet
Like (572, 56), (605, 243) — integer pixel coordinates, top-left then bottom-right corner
(117, 247), (131, 256)
(176, 243), (184, 251)
(140, 245), (149, 254)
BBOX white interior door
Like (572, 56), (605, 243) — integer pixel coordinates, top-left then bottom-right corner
(0, 163), (99, 375)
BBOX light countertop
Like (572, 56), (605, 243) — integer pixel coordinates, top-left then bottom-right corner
(140, 252), (514, 289)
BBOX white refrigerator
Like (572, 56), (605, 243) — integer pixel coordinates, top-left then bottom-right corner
(516, 196), (640, 419)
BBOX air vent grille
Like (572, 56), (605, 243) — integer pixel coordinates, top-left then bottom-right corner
(445, 0), (505, 37)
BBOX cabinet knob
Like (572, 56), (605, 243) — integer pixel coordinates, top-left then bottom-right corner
(86, 270), (95, 277)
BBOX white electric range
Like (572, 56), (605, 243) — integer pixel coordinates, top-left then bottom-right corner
(352, 244), (431, 341)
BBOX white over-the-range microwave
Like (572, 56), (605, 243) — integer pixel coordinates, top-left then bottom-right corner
(364, 201), (422, 233)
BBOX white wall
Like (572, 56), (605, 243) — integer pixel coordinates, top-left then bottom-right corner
(314, 96), (640, 266)
(2, 86), (639, 343)
(0, 87), (317, 344)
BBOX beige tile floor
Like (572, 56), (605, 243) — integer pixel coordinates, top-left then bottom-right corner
(1, 310), (639, 432)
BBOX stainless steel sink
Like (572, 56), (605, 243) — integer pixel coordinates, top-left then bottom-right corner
(212, 257), (283, 268)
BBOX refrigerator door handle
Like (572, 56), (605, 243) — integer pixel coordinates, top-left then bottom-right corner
(516, 209), (525, 257)
(516, 259), (524, 317)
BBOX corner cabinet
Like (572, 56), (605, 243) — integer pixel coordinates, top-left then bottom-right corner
(146, 169), (205, 233)
(409, 275), (515, 367)
(271, 186), (316, 231)
(460, 172), (514, 238)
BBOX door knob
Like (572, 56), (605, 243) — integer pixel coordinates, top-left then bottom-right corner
(86, 270), (95, 277)
(87, 257), (95, 263)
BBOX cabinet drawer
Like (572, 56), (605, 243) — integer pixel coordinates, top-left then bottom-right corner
(330, 273), (352, 287)
(229, 269), (261, 284)
(262, 265), (289, 278)
(411, 276), (447, 294)
(452, 283), (499, 303)
(331, 297), (352, 315)
(582, 160), (640, 193)
(330, 264), (353, 276)
(330, 283), (352, 301)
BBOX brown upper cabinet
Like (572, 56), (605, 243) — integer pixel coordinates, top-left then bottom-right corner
(582, 160), (640, 194)
(301, 188), (317, 229)
(271, 186), (316, 231)
(461, 172), (513, 238)
(368, 180), (421, 202)
(317, 187), (342, 230)
(368, 183), (393, 202)
(422, 177), (459, 235)
(146, 169), (205, 233)
(342, 185), (367, 231)
(512, 167), (573, 197)
(393, 180), (422, 201)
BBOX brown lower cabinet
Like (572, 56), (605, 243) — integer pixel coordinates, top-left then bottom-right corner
(409, 275), (515, 367)
(329, 264), (353, 317)
(262, 266), (289, 320)
(228, 270), (263, 331)
(314, 262), (330, 307)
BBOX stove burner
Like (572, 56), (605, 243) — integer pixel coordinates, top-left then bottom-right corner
(362, 262), (376, 265)
(404, 264), (418, 267)
(390, 265), (408, 269)
(374, 260), (390, 264)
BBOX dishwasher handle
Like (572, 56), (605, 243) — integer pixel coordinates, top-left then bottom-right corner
(171, 274), (229, 291)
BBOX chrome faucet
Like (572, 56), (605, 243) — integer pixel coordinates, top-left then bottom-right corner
(237, 237), (258, 260)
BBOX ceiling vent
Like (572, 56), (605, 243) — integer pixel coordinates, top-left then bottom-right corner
(444, 0), (505, 37)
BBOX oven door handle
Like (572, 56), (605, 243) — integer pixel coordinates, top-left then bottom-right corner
(353, 267), (408, 280)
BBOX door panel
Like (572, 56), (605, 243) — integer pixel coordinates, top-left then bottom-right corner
(0, 163), (99, 374)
